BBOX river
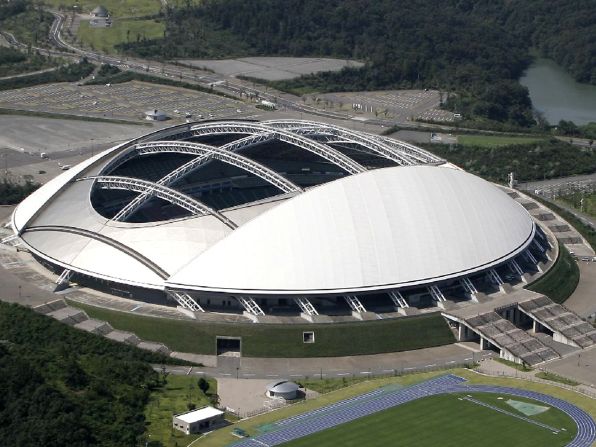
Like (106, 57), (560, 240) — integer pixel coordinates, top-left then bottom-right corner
(520, 58), (596, 125)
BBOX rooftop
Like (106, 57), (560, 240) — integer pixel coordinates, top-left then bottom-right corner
(175, 406), (223, 423)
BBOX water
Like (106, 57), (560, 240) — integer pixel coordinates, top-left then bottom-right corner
(520, 58), (596, 125)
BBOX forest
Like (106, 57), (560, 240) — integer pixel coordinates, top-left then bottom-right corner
(117, 0), (594, 127)
(424, 139), (596, 183)
(0, 179), (40, 204)
(0, 302), (183, 446)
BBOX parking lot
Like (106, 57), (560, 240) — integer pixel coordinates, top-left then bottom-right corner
(314, 90), (455, 123)
(0, 80), (255, 122)
(179, 57), (364, 81)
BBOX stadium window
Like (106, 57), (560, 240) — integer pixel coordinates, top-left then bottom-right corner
(303, 331), (315, 343)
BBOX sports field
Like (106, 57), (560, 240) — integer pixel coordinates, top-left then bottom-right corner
(280, 392), (576, 447)
(77, 19), (165, 54)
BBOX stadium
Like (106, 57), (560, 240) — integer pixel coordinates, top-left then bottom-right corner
(10, 119), (555, 321)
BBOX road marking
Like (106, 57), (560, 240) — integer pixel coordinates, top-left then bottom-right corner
(382, 369), (394, 373)
(426, 364), (436, 367)
(290, 374), (302, 377)
(404, 367), (415, 370)
(447, 360), (456, 364)
(130, 305), (143, 312)
(360, 371), (371, 374)
(336, 373), (350, 376)
(220, 373), (232, 376)
(465, 357), (472, 361)
(266, 374), (278, 377)
(243, 373), (255, 377)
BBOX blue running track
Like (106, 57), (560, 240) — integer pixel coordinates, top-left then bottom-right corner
(230, 374), (596, 447)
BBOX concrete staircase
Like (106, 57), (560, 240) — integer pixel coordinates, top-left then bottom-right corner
(464, 311), (560, 366)
(519, 296), (596, 349)
(33, 299), (172, 356)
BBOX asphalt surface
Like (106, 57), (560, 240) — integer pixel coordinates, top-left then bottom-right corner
(157, 343), (491, 379)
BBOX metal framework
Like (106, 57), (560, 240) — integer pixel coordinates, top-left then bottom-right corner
(509, 259), (525, 277)
(265, 119), (420, 166)
(487, 269), (504, 286)
(219, 132), (275, 153)
(376, 134), (444, 164)
(236, 296), (265, 316)
(344, 295), (367, 313)
(1, 234), (20, 246)
(55, 268), (72, 285)
(388, 290), (409, 308)
(428, 285), (446, 302)
(294, 297), (319, 316)
(134, 141), (302, 193)
(167, 290), (204, 312)
(263, 119), (443, 164)
(525, 249), (538, 265)
(189, 122), (367, 174)
(88, 176), (237, 229)
(533, 239), (545, 253)
(460, 277), (478, 295)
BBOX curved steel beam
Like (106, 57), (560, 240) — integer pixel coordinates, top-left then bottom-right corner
(85, 176), (237, 228)
(265, 119), (443, 164)
(264, 119), (419, 165)
(103, 139), (302, 221)
(134, 141), (302, 193)
(23, 224), (170, 279)
(189, 121), (366, 174)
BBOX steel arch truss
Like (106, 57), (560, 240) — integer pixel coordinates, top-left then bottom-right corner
(90, 176), (237, 228)
(265, 119), (425, 165)
(134, 141), (303, 193)
(189, 122), (367, 174)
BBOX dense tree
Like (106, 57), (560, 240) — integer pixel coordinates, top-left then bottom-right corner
(0, 302), (186, 447)
(0, 180), (39, 205)
(116, 0), (594, 127)
(424, 139), (596, 183)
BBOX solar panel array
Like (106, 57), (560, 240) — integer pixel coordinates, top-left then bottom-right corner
(230, 374), (596, 447)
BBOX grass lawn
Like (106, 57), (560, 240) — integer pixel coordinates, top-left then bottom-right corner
(193, 369), (596, 447)
(280, 392), (576, 447)
(45, 0), (162, 17)
(77, 18), (164, 54)
(558, 191), (596, 219)
(144, 374), (217, 447)
(457, 134), (546, 147)
(535, 372), (581, 387)
(66, 300), (454, 357)
(526, 243), (580, 303)
(1, 9), (54, 47)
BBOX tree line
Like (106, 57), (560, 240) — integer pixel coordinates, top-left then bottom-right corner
(116, 0), (594, 128)
(0, 302), (187, 446)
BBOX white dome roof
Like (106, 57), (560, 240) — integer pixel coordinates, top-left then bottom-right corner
(167, 165), (534, 294)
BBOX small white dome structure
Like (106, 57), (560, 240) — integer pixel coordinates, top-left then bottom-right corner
(145, 109), (168, 121)
(91, 5), (109, 17)
(266, 380), (300, 400)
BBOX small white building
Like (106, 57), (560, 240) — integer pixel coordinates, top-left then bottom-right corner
(266, 380), (300, 400)
(145, 109), (168, 121)
(172, 406), (224, 435)
(260, 100), (276, 109)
